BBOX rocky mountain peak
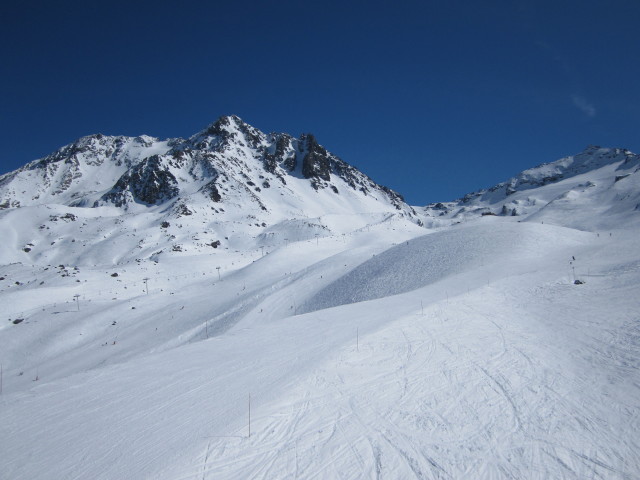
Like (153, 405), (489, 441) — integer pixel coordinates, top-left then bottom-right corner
(201, 114), (244, 135)
(188, 115), (266, 152)
(0, 116), (418, 227)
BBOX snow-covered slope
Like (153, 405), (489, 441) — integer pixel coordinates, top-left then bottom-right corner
(421, 146), (640, 231)
(0, 137), (639, 479)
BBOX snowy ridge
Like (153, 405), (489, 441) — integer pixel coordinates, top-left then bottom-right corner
(422, 146), (640, 230)
(0, 134), (174, 209)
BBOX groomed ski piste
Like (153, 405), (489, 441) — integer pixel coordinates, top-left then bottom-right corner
(1, 212), (639, 479)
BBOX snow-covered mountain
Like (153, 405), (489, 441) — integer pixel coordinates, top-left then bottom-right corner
(421, 145), (640, 230)
(1, 127), (639, 479)
(0, 115), (413, 214)
(0, 115), (420, 265)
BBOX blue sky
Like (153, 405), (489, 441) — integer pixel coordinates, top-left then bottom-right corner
(1, 0), (638, 204)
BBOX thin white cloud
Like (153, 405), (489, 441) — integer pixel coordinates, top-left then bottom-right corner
(572, 95), (596, 118)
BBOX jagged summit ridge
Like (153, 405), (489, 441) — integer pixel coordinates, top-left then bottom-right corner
(0, 115), (415, 221)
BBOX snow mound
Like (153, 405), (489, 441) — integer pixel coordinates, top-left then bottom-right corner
(301, 219), (591, 313)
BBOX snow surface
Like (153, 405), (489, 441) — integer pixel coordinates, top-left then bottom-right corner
(0, 146), (639, 479)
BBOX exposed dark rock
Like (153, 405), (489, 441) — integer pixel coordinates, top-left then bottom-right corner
(301, 134), (331, 181)
(175, 203), (193, 217)
(201, 181), (222, 202)
(283, 156), (297, 172)
(615, 174), (630, 182)
(102, 155), (179, 207)
(59, 213), (77, 222)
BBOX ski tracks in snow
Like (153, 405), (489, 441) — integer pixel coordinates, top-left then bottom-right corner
(188, 284), (638, 479)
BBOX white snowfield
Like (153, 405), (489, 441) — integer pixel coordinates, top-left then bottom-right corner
(1, 149), (640, 479)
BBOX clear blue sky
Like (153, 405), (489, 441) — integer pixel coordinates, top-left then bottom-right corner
(1, 0), (638, 204)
